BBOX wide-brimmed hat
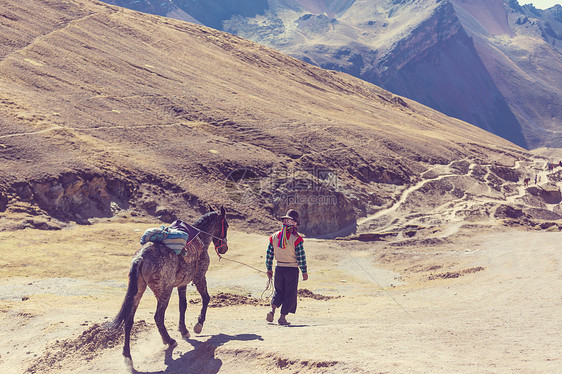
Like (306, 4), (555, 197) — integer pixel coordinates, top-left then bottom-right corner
(280, 209), (300, 225)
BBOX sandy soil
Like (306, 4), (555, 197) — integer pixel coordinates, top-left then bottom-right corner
(0, 220), (560, 374)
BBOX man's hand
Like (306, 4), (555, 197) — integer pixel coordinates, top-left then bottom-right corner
(302, 273), (308, 281)
(267, 271), (273, 279)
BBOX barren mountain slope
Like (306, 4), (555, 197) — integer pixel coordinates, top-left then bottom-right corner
(0, 0), (548, 238)
(106, 0), (562, 149)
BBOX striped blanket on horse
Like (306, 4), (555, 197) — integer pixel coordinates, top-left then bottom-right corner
(140, 220), (203, 263)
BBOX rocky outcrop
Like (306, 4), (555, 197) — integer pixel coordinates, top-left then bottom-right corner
(9, 173), (134, 223)
(526, 184), (562, 205)
(2, 171), (211, 227)
(0, 191), (7, 212)
(494, 204), (525, 219)
(274, 190), (356, 238)
(490, 165), (521, 182)
(525, 208), (561, 221)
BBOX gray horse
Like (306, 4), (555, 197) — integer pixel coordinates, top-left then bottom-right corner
(109, 207), (228, 369)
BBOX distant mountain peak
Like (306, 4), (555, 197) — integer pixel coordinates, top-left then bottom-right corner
(103, 0), (562, 148)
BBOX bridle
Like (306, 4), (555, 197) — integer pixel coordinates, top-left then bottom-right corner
(212, 216), (228, 257)
(194, 214), (227, 258)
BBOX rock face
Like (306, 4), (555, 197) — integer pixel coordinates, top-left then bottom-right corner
(374, 2), (526, 147)
(450, 0), (562, 149)
(275, 190), (356, 237)
(527, 184), (562, 205)
(494, 204), (525, 219)
(9, 173), (133, 223)
(0, 192), (7, 212)
(105, 0), (562, 149)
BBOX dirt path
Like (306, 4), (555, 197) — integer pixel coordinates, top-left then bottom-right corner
(0, 222), (560, 374)
(358, 156), (560, 235)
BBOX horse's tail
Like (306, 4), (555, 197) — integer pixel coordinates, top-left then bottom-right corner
(107, 257), (142, 330)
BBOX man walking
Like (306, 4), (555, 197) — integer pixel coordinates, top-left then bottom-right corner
(265, 209), (308, 325)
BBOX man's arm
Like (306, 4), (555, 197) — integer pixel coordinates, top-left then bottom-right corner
(295, 241), (308, 280)
(266, 242), (274, 278)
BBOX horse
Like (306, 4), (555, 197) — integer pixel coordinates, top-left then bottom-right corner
(108, 206), (229, 369)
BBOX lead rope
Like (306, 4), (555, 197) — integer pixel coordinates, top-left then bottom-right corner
(261, 277), (274, 301)
(215, 255), (273, 302)
(206, 221), (274, 302)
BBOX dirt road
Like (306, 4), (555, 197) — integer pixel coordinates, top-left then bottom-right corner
(0, 222), (560, 373)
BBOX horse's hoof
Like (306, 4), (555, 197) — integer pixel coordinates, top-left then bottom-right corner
(168, 339), (178, 349)
(181, 330), (190, 339)
(194, 323), (203, 334)
(124, 356), (134, 373)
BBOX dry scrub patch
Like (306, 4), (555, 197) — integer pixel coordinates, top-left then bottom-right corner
(298, 288), (340, 300)
(189, 292), (268, 307)
(0, 219), (160, 281)
(428, 266), (485, 280)
(187, 289), (340, 307)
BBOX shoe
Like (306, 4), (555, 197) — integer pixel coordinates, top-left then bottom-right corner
(278, 316), (291, 326)
(266, 311), (274, 323)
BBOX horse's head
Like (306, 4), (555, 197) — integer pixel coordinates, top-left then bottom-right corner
(210, 206), (228, 255)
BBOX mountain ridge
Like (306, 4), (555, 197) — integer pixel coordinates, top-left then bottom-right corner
(104, 0), (562, 149)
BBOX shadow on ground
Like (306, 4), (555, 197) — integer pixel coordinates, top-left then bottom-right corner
(136, 333), (263, 374)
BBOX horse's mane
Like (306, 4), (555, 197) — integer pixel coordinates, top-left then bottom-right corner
(193, 211), (219, 229)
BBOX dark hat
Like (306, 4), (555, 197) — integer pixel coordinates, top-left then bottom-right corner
(280, 209), (300, 224)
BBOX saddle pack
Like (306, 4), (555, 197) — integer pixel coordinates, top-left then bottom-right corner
(140, 220), (203, 263)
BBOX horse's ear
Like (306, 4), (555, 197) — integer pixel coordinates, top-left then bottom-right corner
(208, 204), (214, 213)
(220, 206), (226, 217)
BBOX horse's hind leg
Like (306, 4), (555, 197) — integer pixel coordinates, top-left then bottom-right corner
(154, 288), (177, 347)
(124, 277), (147, 369)
(177, 286), (190, 338)
(193, 276), (210, 334)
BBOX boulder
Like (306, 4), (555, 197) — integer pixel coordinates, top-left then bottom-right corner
(494, 204), (524, 219)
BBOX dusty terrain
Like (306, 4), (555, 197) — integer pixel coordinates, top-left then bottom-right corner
(0, 216), (561, 374)
(1, 151), (561, 373)
(1, 1), (561, 373)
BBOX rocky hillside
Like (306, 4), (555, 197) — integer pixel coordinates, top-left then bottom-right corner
(1, 0), (560, 238)
(104, 0), (562, 149)
(451, 0), (562, 148)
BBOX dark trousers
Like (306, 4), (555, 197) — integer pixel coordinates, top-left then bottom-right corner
(271, 266), (299, 315)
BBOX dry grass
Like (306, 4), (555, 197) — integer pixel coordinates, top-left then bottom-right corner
(0, 219), (157, 281)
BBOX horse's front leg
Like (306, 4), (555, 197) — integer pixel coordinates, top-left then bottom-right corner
(193, 276), (210, 334)
(177, 285), (189, 339)
(154, 287), (177, 348)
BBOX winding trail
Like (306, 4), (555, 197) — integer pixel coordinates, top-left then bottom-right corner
(0, 126), (64, 139)
(0, 123), (194, 140)
(357, 157), (560, 235)
(357, 170), (458, 226)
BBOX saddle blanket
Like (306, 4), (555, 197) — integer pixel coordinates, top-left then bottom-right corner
(140, 220), (202, 262)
